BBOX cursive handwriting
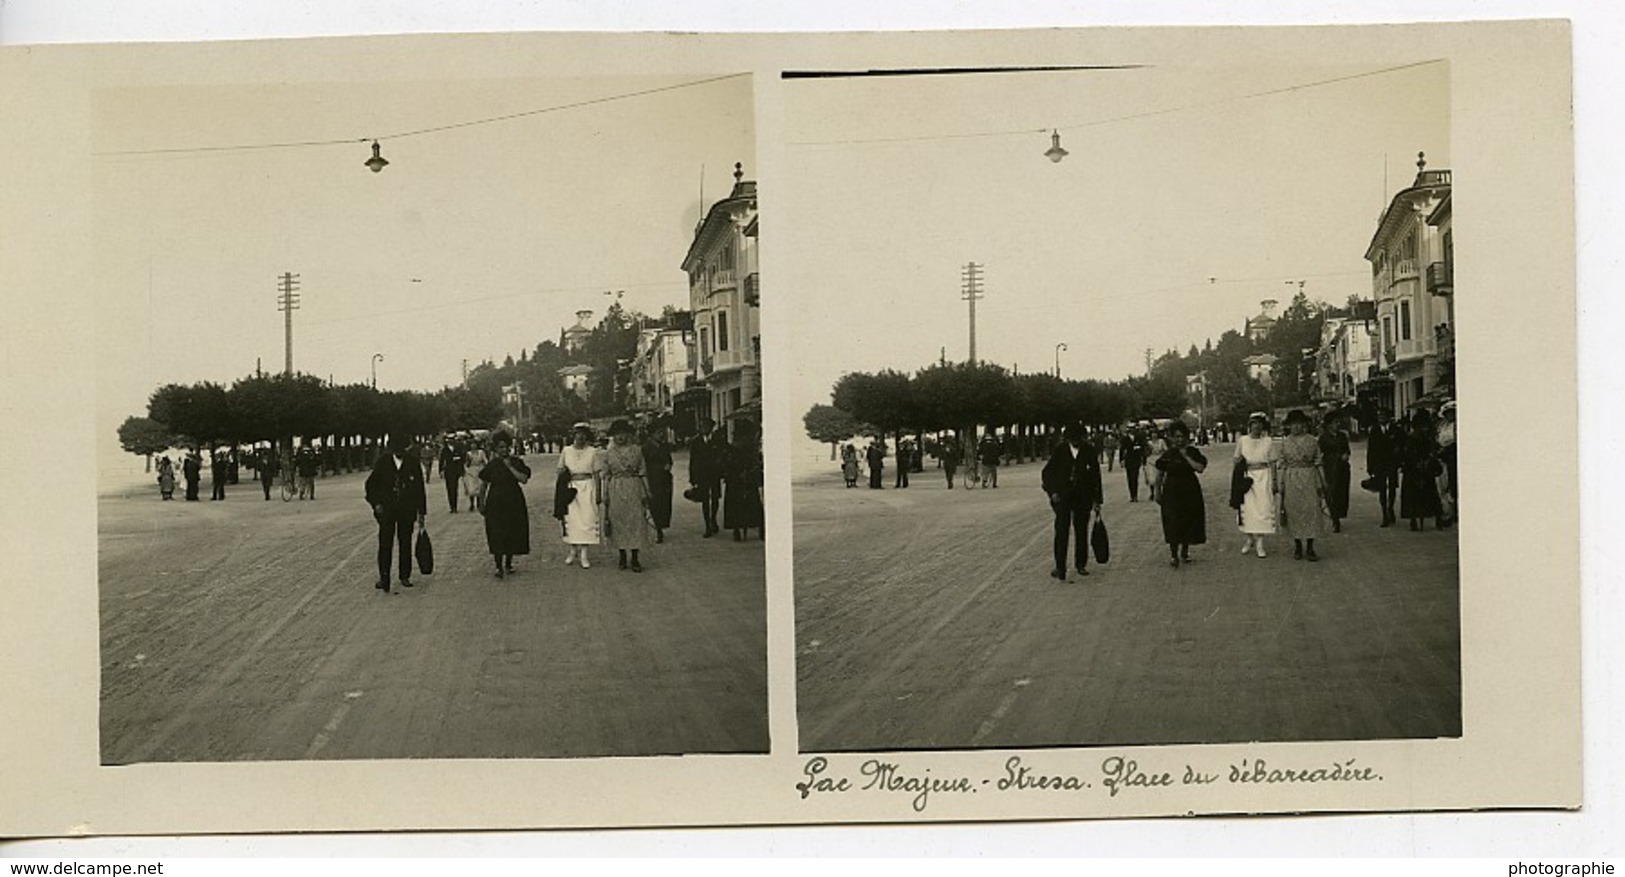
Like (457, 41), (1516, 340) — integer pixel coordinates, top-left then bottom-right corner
(997, 756), (1089, 791)
(1100, 756), (1174, 797)
(860, 759), (976, 812)
(1228, 757), (1382, 785)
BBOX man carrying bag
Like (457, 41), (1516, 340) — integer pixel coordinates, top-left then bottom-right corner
(365, 433), (428, 594)
(1041, 423), (1105, 581)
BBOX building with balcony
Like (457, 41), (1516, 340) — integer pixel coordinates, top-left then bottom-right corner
(628, 320), (696, 419)
(1426, 191), (1454, 396)
(1364, 152), (1452, 413)
(681, 162), (760, 440)
(1312, 309), (1378, 405)
(558, 364), (594, 401)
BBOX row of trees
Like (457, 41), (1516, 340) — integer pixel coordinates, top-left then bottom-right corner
(117, 373), (505, 469)
(118, 302), (683, 469)
(804, 290), (1343, 455)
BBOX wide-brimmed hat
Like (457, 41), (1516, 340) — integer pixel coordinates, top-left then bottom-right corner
(571, 421), (592, 432)
(1441, 401), (1457, 414)
(607, 419), (634, 436)
(1247, 411), (1269, 424)
(1284, 409), (1311, 426)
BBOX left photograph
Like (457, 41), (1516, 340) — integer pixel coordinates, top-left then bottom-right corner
(94, 72), (766, 762)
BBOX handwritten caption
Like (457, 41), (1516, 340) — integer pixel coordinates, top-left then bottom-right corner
(795, 754), (1382, 813)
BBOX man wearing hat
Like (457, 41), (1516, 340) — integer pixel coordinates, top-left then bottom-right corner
(1365, 408), (1403, 527)
(1041, 423), (1105, 580)
(364, 432), (428, 593)
(688, 416), (726, 537)
(1120, 425), (1148, 502)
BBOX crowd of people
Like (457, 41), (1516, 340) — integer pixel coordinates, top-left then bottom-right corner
(361, 416), (762, 593)
(146, 416), (764, 595)
(831, 400), (1459, 579)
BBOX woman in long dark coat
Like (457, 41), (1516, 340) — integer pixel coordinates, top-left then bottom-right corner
(1317, 411), (1352, 532)
(479, 432), (532, 578)
(639, 426), (674, 543)
(723, 423), (764, 541)
(1153, 421), (1207, 567)
(1399, 410), (1445, 531)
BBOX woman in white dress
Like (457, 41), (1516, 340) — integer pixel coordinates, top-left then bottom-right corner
(462, 443), (488, 513)
(558, 422), (602, 568)
(1233, 411), (1280, 557)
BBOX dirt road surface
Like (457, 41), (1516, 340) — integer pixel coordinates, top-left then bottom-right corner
(794, 443), (1460, 752)
(99, 457), (767, 762)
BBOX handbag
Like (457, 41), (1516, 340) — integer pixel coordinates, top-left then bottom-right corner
(683, 486), (704, 503)
(414, 525), (434, 575)
(1090, 513), (1110, 564)
(1360, 475), (1382, 492)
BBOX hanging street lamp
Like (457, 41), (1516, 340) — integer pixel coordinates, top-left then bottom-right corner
(1044, 130), (1069, 163)
(364, 140), (389, 173)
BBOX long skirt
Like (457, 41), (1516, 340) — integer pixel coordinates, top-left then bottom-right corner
(562, 480), (600, 545)
(1400, 464), (1443, 519)
(1280, 465), (1328, 539)
(647, 470), (673, 530)
(603, 476), (650, 550)
(1322, 459), (1351, 519)
(483, 483), (531, 556)
(1159, 475), (1206, 545)
(1238, 468), (1278, 534)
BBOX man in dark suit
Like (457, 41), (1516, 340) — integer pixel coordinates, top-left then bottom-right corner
(1041, 423), (1105, 581)
(438, 438), (466, 513)
(209, 448), (228, 500)
(688, 417), (726, 537)
(182, 449), (202, 501)
(1120, 427), (1147, 502)
(1366, 409), (1403, 527)
(365, 433), (428, 593)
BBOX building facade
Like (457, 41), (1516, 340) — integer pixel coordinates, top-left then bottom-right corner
(1313, 309), (1378, 406)
(1364, 153), (1452, 414)
(681, 163), (760, 440)
(628, 324), (696, 419)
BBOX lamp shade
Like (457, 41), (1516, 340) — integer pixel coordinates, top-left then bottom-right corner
(1044, 130), (1069, 163)
(365, 141), (389, 173)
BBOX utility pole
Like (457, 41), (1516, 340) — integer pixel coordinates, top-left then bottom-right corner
(462, 358), (470, 387)
(1145, 347), (1154, 376)
(276, 272), (300, 376)
(961, 262), (984, 365)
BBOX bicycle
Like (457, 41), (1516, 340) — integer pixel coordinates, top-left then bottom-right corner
(960, 458), (982, 490)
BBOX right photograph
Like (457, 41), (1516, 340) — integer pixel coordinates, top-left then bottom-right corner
(786, 61), (1460, 752)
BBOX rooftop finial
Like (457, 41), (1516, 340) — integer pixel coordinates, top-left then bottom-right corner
(734, 162), (744, 184)
(1416, 151), (1427, 173)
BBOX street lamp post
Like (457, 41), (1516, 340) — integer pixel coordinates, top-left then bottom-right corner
(1054, 342), (1068, 379)
(372, 353), (384, 389)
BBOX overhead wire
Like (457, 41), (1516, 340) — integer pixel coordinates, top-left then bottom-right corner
(788, 59), (1444, 148)
(93, 72), (751, 157)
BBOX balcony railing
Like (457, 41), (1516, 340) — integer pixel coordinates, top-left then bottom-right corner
(743, 272), (760, 306)
(709, 269), (737, 293)
(1415, 169), (1451, 187)
(1391, 258), (1419, 282)
(1426, 260), (1453, 295)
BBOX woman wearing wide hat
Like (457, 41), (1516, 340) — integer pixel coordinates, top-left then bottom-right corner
(601, 419), (652, 571)
(1317, 407), (1353, 533)
(1232, 411), (1279, 557)
(1278, 409), (1330, 561)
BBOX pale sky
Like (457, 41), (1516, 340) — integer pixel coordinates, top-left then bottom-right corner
(94, 73), (753, 464)
(782, 61), (1449, 416)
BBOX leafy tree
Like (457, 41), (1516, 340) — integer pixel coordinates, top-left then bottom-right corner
(803, 404), (861, 459)
(117, 416), (172, 471)
(832, 369), (915, 444)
